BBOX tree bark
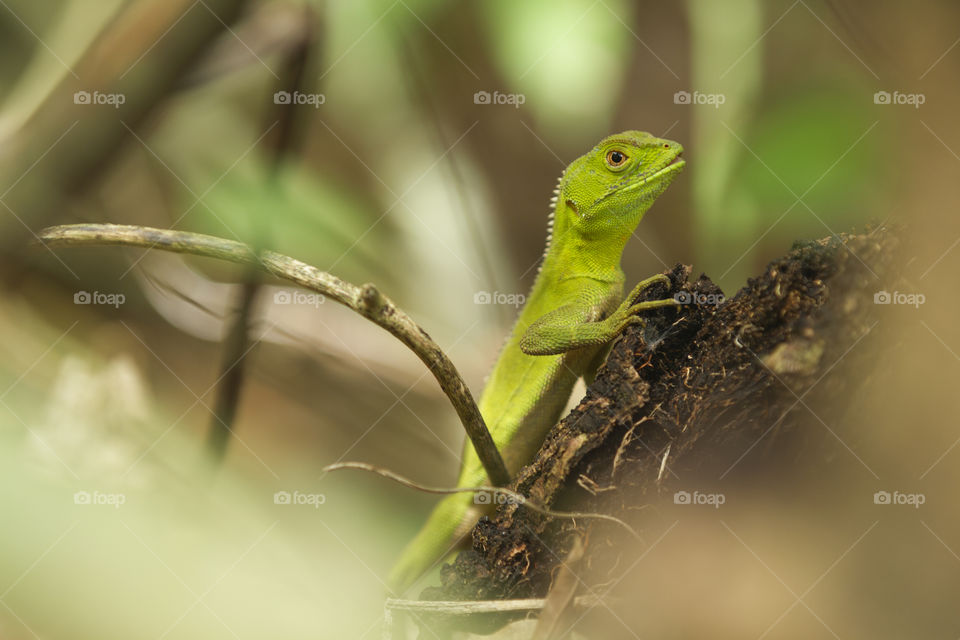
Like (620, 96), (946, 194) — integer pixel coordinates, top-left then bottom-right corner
(427, 228), (899, 615)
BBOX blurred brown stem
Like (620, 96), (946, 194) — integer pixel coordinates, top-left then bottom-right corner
(36, 222), (511, 487)
(206, 3), (320, 462)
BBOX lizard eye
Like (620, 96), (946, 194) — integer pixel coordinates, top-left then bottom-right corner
(606, 149), (628, 168)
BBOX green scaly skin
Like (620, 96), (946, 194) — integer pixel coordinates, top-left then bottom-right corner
(389, 131), (685, 593)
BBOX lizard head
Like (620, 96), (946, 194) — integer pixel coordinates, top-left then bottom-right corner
(557, 130), (684, 240)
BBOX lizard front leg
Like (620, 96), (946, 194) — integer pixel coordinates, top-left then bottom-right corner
(519, 274), (676, 357)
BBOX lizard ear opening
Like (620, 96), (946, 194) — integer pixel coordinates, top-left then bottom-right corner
(565, 200), (579, 216)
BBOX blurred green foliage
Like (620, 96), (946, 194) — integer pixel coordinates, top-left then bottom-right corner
(480, 0), (630, 139)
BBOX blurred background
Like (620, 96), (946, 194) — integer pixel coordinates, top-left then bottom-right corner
(0, 0), (957, 637)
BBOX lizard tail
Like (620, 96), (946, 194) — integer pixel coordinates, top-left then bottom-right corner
(388, 490), (476, 594)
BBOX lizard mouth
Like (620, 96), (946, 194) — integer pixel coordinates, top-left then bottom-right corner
(616, 151), (685, 195)
(646, 151), (685, 182)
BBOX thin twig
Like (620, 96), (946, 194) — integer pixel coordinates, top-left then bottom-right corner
(382, 593), (610, 637)
(323, 461), (640, 539)
(36, 223), (511, 487)
(384, 594), (607, 614)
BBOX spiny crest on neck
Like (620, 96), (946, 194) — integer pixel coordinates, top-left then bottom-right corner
(531, 173), (563, 282)
(543, 173), (562, 253)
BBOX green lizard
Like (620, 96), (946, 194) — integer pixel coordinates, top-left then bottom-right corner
(389, 130), (685, 593)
